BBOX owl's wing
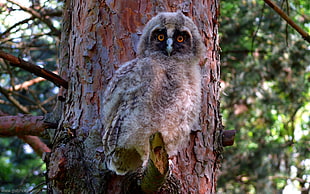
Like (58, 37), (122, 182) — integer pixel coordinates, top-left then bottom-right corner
(101, 59), (140, 155)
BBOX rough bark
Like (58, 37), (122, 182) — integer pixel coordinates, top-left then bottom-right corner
(47, 0), (222, 193)
(0, 115), (55, 137)
(0, 112), (53, 157)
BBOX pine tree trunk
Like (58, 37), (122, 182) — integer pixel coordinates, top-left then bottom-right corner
(46, 0), (222, 193)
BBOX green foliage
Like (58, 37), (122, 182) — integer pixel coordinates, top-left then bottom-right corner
(0, 0), (62, 115)
(0, 0), (62, 192)
(0, 0), (309, 193)
(218, 0), (310, 193)
(0, 138), (45, 193)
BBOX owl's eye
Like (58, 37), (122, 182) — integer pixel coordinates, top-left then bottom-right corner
(176, 35), (184, 43)
(157, 34), (165, 41)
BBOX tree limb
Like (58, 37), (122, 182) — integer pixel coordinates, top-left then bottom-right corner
(0, 50), (68, 89)
(264, 0), (310, 43)
(7, 0), (61, 37)
(0, 115), (57, 137)
(0, 111), (52, 156)
(9, 77), (47, 91)
(19, 135), (51, 157)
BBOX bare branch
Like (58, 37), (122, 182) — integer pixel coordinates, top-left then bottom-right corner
(7, 0), (61, 37)
(29, 89), (48, 114)
(0, 115), (57, 137)
(0, 50), (68, 89)
(40, 94), (57, 106)
(10, 77), (46, 91)
(8, 71), (59, 91)
(19, 135), (51, 156)
(264, 0), (310, 43)
(0, 32), (54, 45)
(0, 86), (30, 113)
(0, 17), (34, 38)
(0, 112), (51, 157)
(41, 9), (63, 17)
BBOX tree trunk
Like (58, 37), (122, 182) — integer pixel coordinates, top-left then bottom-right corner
(46, 0), (222, 193)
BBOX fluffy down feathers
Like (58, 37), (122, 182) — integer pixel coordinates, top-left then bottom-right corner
(102, 12), (205, 175)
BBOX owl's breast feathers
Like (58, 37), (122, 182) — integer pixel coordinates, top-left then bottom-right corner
(102, 57), (201, 174)
(101, 12), (205, 175)
(104, 57), (200, 116)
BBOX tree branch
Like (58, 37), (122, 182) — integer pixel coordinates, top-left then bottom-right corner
(7, 0), (61, 37)
(0, 111), (52, 156)
(264, 0), (310, 43)
(0, 86), (30, 113)
(0, 17), (34, 38)
(0, 50), (68, 89)
(9, 77), (46, 91)
(19, 135), (51, 157)
(0, 115), (57, 137)
(8, 71), (59, 91)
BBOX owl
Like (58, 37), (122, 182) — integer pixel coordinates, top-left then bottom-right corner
(102, 12), (206, 175)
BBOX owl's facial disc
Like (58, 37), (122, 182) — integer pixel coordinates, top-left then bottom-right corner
(166, 38), (173, 56)
(150, 28), (191, 57)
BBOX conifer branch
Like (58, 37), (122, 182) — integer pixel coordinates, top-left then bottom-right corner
(0, 50), (68, 89)
(19, 135), (51, 156)
(0, 86), (30, 113)
(7, 0), (61, 37)
(264, 0), (310, 43)
(0, 115), (57, 137)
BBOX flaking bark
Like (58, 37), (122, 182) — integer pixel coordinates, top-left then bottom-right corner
(46, 0), (223, 193)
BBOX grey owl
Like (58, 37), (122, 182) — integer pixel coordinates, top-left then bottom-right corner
(102, 12), (206, 175)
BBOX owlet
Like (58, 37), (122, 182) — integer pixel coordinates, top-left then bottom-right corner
(102, 12), (206, 175)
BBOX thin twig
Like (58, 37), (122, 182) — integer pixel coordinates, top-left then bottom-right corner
(0, 50), (68, 89)
(0, 86), (30, 113)
(7, 0), (60, 37)
(29, 89), (48, 114)
(0, 17), (34, 38)
(251, 3), (266, 54)
(264, 0), (310, 43)
(9, 77), (46, 91)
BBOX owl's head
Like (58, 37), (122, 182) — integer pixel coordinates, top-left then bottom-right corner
(137, 12), (205, 61)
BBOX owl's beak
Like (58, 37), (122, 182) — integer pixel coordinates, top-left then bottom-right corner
(166, 38), (173, 56)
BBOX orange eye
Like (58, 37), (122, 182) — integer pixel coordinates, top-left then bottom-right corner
(176, 35), (184, 43)
(157, 34), (165, 41)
